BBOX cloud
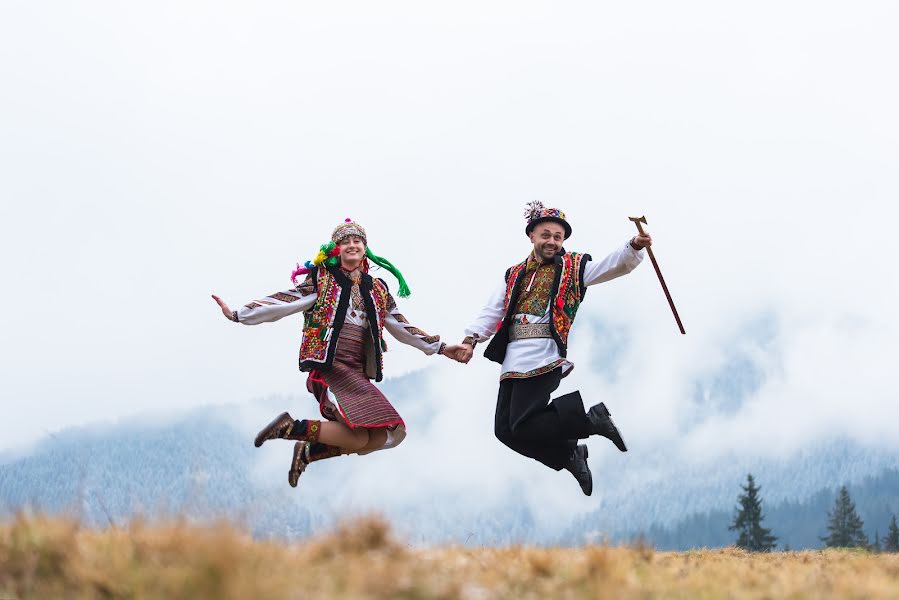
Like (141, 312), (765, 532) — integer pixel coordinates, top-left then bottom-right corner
(2, 0), (898, 514)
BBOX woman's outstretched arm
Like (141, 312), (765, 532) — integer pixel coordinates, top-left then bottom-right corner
(211, 274), (317, 325)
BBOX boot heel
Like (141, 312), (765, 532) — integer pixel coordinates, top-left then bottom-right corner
(288, 442), (307, 488)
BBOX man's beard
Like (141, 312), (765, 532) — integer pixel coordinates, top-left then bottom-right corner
(535, 245), (558, 263)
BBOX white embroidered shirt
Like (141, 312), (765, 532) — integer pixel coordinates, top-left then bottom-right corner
(464, 240), (644, 380)
(235, 272), (444, 355)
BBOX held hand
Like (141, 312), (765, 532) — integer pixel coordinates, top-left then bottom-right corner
(631, 232), (652, 250)
(456, 342), (474, 364)
(442, 345), (467, 363)
(211, 294), (236, 321)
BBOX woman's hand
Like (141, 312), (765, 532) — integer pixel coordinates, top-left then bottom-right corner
(444, 343), (473, 363)
(211, 294), (236, 321)
(442, 344), (471, 363)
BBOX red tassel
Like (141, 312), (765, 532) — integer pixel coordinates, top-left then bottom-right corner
(308, 370), (328, 387)
(329, 246), (341, 257)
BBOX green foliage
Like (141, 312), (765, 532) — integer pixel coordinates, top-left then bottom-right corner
(821, 486), (869, 549)
(729, 474), (778, 552)
(884, 515), (899, 552)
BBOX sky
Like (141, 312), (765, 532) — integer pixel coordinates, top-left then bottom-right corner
(1, 0), (898, 489)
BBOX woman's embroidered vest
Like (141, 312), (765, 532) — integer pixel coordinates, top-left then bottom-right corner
(484, 250), (591, 364)
(299, 266), (391, 381)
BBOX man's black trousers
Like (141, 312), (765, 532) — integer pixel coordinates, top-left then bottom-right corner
(494, 367), (593, 471)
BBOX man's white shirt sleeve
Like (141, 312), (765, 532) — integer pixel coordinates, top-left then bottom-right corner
(463, 282), (507, 343)
(465, 240), (644, 379)
(582, 241), (644, 287)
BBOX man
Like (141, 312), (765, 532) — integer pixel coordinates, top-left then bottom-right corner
(457, 202), (651, 495)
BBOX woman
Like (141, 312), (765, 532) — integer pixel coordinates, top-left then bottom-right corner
(212, 218), (464, 487)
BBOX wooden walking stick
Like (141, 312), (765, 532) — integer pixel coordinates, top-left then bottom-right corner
(629, 216), (686, 335)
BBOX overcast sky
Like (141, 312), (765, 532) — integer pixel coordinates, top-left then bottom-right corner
(2, 0), (897, 480)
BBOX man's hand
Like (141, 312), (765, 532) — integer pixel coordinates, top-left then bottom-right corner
(211, 294), (236, 321)
(456, 342), (474, 364)
(631, 232), (652, 250)
(442, 344), (469, 363)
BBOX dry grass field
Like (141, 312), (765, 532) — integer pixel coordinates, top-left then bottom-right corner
(2, 513), (898, 599)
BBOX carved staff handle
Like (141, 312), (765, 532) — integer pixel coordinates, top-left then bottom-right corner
(629, 215), (686, 335)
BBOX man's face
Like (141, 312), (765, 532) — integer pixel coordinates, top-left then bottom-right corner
(529, 222), (566, 262)
(338, 235), (366, 261)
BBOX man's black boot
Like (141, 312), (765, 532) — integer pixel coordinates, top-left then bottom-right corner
(564, 444), (593, 496)
(587, 403), (627, 452)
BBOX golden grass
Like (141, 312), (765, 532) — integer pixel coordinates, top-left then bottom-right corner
(2, 513), (898, 599)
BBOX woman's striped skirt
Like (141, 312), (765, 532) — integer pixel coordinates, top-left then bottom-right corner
(306, 323), (404, 429)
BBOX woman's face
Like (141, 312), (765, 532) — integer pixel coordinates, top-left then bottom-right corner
(338, 235), (366, 262)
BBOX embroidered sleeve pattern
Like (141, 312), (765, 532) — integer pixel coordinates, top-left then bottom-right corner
(236, 281), (318, 326)
(463, 334), (481, 348)
(383, 305), (443, 355)
(296, 276), (316, 297)
(403, 326), (440, 344)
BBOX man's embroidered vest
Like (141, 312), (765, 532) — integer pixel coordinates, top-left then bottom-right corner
(299, 266), (391, 381)
(484, 250), (591, 364)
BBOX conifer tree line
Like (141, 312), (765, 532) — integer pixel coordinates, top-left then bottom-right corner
(729, 475), (899, 552)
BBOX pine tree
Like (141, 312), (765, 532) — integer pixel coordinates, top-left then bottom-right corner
(873, 531), (881, 553)
(884, 515), (899, 552)
(729, 474), (778, 552)
(821, 485), (869, 548)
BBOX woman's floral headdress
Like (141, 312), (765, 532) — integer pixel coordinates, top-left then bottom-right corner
(290, 218), (411, 297)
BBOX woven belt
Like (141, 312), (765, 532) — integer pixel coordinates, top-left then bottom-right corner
(509, 323), (553, 341)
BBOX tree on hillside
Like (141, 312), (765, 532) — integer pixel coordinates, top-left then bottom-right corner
(821, 485), (869, 548)
(729, 474), (778, 552)
(884, 515), (899, 552)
